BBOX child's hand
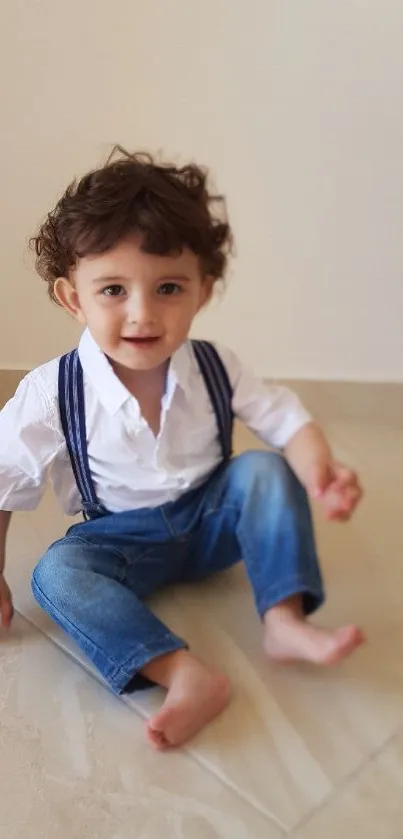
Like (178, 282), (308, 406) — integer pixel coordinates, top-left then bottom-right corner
(284, 423), (363, 521)
(306, 460), (363, 521)
(0, 573), (13, 628)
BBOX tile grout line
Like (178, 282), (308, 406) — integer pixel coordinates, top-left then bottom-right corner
(172, 749), (287, 832)
(14, 606), (288, 835)
(291, 721), (403, 836)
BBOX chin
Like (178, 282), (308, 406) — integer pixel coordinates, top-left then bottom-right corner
(114, 347), (171, 372)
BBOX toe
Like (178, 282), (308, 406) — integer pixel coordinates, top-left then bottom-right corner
(146, 719), (170, 750)
(337, 624), (365, 648)
(326, 625), (365, 664)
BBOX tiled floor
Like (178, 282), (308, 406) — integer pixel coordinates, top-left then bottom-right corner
(1, 391), (403, 836)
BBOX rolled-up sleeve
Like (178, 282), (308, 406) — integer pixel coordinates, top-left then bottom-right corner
(0, 373), (64, 510)
(216, 344), (312, 449)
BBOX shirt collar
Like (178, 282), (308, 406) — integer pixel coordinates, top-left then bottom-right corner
(78, 328), (194, 415)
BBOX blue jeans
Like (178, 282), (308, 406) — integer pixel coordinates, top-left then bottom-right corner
(32, 452), (324, 693)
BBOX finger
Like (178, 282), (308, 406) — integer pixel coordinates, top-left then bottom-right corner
(330, 504), (355, 521)
(321, 487), (358, 520)
(1, 600), (13, 629)
(325, 485), (363, 520)
(344, 484), (363, 510)
(331, 467), (358, 491)
(326, 506), (351, 522)
(335, 480), (362, 506)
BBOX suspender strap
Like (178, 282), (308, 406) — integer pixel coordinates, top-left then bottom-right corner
(191, 340), (233, 461)
(58, 349), (101, 514)
(58, 340), (234, 516)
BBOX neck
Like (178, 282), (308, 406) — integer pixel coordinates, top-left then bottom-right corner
(110, 358), (169, 396)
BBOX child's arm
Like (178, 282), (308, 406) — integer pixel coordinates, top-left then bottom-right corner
(214, 344), (363, 522)
(0, 369), (63, 630)
(0, 511), (13, 628)
(284, 421), (332, 489)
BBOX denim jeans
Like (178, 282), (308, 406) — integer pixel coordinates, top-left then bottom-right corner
(32, 451), (324, 693)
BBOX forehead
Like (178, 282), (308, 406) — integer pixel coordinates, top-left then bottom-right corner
(73, 237), (202, 282)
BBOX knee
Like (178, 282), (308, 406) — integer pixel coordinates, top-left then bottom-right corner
(230, 450), (302, 500)
(33, 548), (56, 593)
(32, 540), (80, 603)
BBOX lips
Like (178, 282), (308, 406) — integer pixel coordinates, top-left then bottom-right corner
(122, 336), (160, 345)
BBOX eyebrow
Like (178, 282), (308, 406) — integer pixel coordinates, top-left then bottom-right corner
(91, 275), (128, 285)
(91, 274), (192, 285)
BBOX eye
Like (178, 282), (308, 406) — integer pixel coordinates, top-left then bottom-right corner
(157, 282), (183, 296)
(101, 285), (125, 297)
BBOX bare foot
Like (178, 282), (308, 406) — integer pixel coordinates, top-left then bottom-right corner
(145, 653), (231, 750)
(263, 602), (365, 666)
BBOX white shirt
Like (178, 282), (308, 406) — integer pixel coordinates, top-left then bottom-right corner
(0, 329), (311, 515)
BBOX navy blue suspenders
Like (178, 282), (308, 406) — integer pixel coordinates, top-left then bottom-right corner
(190, 341), (233, 462)
(58, 349), (107, 519)
(58, 341), (234, 519)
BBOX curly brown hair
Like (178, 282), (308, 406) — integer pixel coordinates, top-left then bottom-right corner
(30, 146), (233, 305)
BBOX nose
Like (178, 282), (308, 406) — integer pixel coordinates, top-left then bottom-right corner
(127, 289), (156, 327)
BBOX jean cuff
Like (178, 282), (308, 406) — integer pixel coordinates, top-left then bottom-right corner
(257, 578), (325, 620)
(107, 636), (189, 694)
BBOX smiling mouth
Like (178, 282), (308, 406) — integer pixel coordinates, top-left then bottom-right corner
(121, 336), (161, 345)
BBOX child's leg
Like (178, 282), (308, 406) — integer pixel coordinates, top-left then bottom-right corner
(31, 535), (188, 693)
(145, 452), (364, 750)
(179, 451), (364, 664)
(32, 530), (230, 749)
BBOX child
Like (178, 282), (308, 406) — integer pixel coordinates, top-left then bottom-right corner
(0, 148), (364, 750)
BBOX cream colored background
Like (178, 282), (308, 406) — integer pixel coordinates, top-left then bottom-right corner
(1, 1), (402, 380)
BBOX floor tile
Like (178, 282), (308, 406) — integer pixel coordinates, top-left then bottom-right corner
(298, 729), (403, 839)
(0, 613), (281, 839)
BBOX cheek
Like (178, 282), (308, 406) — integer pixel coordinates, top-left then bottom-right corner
(166, 299), (198, 330)
(103, 311), (125, 341)
(85, 301), (123, 335)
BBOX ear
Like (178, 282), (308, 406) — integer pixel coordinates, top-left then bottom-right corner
(198, 275), (215, 311)
(54, 278), (86, 324)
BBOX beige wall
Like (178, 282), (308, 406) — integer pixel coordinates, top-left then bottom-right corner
(1, 1), (402, 380)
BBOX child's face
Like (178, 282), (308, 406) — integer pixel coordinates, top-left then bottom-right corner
(55, 236), (214, 372)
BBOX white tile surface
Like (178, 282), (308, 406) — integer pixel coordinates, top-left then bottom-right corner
(299, 730), (403, 839)
(0, 613), (280, 839)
